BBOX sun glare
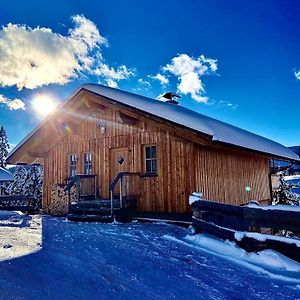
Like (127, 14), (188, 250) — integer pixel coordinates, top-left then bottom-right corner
(31, 94), (58, 118)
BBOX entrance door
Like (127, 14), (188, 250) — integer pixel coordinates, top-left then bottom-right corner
(110, 148), (129, 196)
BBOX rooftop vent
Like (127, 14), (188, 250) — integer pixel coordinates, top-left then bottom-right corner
(162, 92), (181, 105)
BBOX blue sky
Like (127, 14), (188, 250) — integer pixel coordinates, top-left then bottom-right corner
(0, 0), (299, 148)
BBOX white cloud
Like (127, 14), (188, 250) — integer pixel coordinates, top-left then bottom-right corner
(218, 100), (238, 110)
(0, 15), (133, 90)
(0, 94), (25, 110)
(69, 15), (107, 50)
(162, 53), (217, 103)
(95, 64), (134, 88)
(138, 78), (150, 87)
(149, 73), (169, 85)
(295, 70), (300, 80)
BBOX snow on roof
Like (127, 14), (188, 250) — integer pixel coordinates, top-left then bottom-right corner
(290, 145), (300, 156)
(7, 83), (299, 163)
(82, 84), (299, 161)
(0, 167), (13, 182)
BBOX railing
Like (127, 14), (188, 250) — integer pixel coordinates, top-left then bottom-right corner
(191, 199), (300, 232)
(109, 172), (141, 216)
(190, 199), (300, 262)
(64, 174), (97, 211)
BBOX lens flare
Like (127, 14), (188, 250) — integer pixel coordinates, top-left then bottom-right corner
(31, 94), (58, 118)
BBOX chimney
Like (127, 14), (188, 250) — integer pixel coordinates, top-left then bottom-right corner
(162, 92), (181, 105)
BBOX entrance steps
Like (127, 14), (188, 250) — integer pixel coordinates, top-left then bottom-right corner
(67, 197), (137, 222)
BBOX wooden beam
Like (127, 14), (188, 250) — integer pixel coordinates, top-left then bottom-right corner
(28, 151), (48, 158)
(84, 90), (212, 146)
(119, 112), (139, 125)
(85, 96), (108, 110)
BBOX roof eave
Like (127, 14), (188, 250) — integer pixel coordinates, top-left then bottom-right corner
(213, 140), (300, 163)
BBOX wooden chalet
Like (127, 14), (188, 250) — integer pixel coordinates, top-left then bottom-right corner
(6, 84), (299, 219)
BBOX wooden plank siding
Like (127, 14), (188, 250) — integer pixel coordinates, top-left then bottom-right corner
(42, 95), (271, 214)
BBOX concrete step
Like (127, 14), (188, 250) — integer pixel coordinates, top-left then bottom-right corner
(69, 206), (119, 215)
(67, 214), (113, 222)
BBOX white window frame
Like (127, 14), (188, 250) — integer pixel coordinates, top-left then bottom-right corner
(69, 154), (77, 177)
(83, 152), (92, 175)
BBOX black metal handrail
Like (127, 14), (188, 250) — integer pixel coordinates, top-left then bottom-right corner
(64, 176), (79, 192)
(109, 172), (141, 217)
(64, 174), (97, 212)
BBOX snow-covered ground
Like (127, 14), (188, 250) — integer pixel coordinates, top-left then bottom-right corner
(0, 212), (300, 300)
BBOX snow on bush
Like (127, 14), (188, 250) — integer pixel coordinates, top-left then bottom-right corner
(3, 165), (43, 206)
(7, 165), (27, 195)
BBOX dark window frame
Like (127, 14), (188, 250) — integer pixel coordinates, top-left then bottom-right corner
(143, 145), (158, 175)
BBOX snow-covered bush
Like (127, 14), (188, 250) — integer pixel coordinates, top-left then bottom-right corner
(6, 165), (43, 208)
(7, 165), (27, 195)
(23, 165), (43, 207)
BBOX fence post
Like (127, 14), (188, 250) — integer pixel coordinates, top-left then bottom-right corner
(76, 176), (80, 202)
(94, 175), (97, 200)
(110, 189), (114, 217)
(120, 177), (123, 209)
(68, 189), (71, 213)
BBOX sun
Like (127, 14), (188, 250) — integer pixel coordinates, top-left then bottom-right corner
(31, 94), (58, 118)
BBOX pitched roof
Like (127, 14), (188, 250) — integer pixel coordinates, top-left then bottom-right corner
(83, 84), (299, 161)
(7, 83), (299, 162)
(0, 167), (13, 182)
(289, 146), (300, 156)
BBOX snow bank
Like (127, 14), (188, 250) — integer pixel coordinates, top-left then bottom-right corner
(188, 192), (202, 205)
(234, 231), (300, 248)
(285, 175), (300, 181)
(164, 233), (300, 283)
(246, 203), (300, 212)
(185, 234), (300, 273)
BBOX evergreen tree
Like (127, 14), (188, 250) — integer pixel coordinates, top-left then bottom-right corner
(0, 126), (9, 168)
(23, 165), (43, 203)
(7, 165), (27, 195)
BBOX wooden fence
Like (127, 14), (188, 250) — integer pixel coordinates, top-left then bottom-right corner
(191, 200), (300, 262)
(0, 195), (39, 212)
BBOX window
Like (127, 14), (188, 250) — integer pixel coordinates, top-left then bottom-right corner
(69, 154), (77, 177)
(83, 152), (92, 175)
(144, 145), (157, 174)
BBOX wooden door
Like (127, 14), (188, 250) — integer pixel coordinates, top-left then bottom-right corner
(110, 148), (129, 196)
